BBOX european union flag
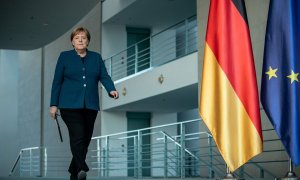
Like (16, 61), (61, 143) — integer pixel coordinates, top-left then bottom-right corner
(261, 0), (300, 166)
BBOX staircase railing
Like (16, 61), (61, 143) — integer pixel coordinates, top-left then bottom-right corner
(10, 118), (291, 179)
(9, 147), (46, 177)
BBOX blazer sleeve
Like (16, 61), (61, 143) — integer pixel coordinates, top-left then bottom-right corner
(50, 53), (64, 106)
(98, 54), (116, 96)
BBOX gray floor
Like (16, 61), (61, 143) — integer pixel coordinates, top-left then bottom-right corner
(0, 177), (207, 180)
(0, 177), (276, 180)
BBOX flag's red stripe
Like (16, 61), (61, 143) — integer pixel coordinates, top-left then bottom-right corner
(206, 0), (262, 138)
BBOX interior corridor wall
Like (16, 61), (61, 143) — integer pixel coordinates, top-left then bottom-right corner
(17, 49), (42, 149)
(102, 0), (136, 23)
(0, 50), (20, 176)
(0, 49), (42, 176)
(101, 23), (126, 59)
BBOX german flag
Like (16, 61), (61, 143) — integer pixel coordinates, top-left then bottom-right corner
(199, 0), (263, 171)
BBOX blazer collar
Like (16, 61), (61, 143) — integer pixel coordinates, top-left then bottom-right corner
(72, 49), (89, 58)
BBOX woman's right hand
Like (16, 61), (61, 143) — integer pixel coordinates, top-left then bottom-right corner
(50, 106), (58, 119)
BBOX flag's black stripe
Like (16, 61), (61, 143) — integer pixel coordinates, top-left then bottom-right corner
(232, 0), (249, 26)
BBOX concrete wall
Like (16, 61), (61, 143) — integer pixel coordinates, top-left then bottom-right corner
(0, 50), (19, 176)
(101, 24), (127, 59)
(18, 49), (42, 149)
(102, 0), (136, 23)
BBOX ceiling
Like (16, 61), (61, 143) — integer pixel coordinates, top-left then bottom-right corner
(0, 0), (196, 51)
(104, 0), (196, 29)
(0, 0), (100, 50)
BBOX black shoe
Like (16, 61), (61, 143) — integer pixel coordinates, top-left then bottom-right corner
(77, 170), (87, 180)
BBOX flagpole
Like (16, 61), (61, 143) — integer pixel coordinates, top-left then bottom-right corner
(281, 158), (299, 180)
(221, 165), (240, 180)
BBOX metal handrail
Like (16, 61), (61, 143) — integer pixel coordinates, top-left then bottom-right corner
(160, 131), (199, 160)
(103, 15), (198, 81)
(104, 14), (196, 61)
(9, 147), (41, 176)
(92, 118), (201, 140)
(10, 119), (291, 179)
(9, 151), (22, 176)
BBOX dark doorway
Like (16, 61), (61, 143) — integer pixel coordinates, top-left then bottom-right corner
(126, 27), (150, 76)
(127, 112), (151, 177)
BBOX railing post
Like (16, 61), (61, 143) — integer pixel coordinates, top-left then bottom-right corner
(184, 19), (188, 55)
(20, 150), (24, 176)
(134, 44), (138, 73)
(149, 37), (153, 68)
(39, 147), (46, 177)
(105, 136), (110, 177)
(134, 136), (138, 178)
(164, 134), (168, 178)
(137, 131), (143, 178)
(29, 149), (32, 177)
(180, 123), (186, 179)
(208, 135), (214, 178)
(97, 139), (101, 177)
(102, 148), (105, 177)
(109, 57), (113, 77)
(260, 168), (264, 178)
(44, 147), (47, 177)
(176, 138), (180, 177)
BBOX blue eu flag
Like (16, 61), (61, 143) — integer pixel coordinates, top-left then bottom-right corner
(261, 0), (300, 166)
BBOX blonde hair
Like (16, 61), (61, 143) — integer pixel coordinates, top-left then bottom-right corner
(70, 27), (91, 42)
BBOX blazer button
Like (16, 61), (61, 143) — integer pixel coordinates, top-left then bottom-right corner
(83, 76), (86, 79)
(82, 68), (85, 71)
(83, 84), (87, 87)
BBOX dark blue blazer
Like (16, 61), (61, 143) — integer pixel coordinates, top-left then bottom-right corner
(50, 49), (116, 111)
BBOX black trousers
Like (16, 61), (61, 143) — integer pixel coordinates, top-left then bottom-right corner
(60, 108), (98, 175)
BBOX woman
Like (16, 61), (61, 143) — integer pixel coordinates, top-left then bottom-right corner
(50, 27), (118, 180)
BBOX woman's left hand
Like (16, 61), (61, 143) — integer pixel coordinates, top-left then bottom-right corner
(109, 91), (119, 99)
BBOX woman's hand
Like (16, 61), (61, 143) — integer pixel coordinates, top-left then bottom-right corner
(50, 106), (58, 119)
(109, 91), (119, 99)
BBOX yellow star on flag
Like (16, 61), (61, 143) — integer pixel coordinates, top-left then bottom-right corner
(287, 70), (299, 84)
(266, 66), (278, 80)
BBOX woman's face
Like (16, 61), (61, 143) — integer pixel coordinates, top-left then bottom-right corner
(72, 31), (89, 51)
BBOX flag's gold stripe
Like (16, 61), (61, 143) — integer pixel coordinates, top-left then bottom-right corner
(199, 43), (262, 171)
